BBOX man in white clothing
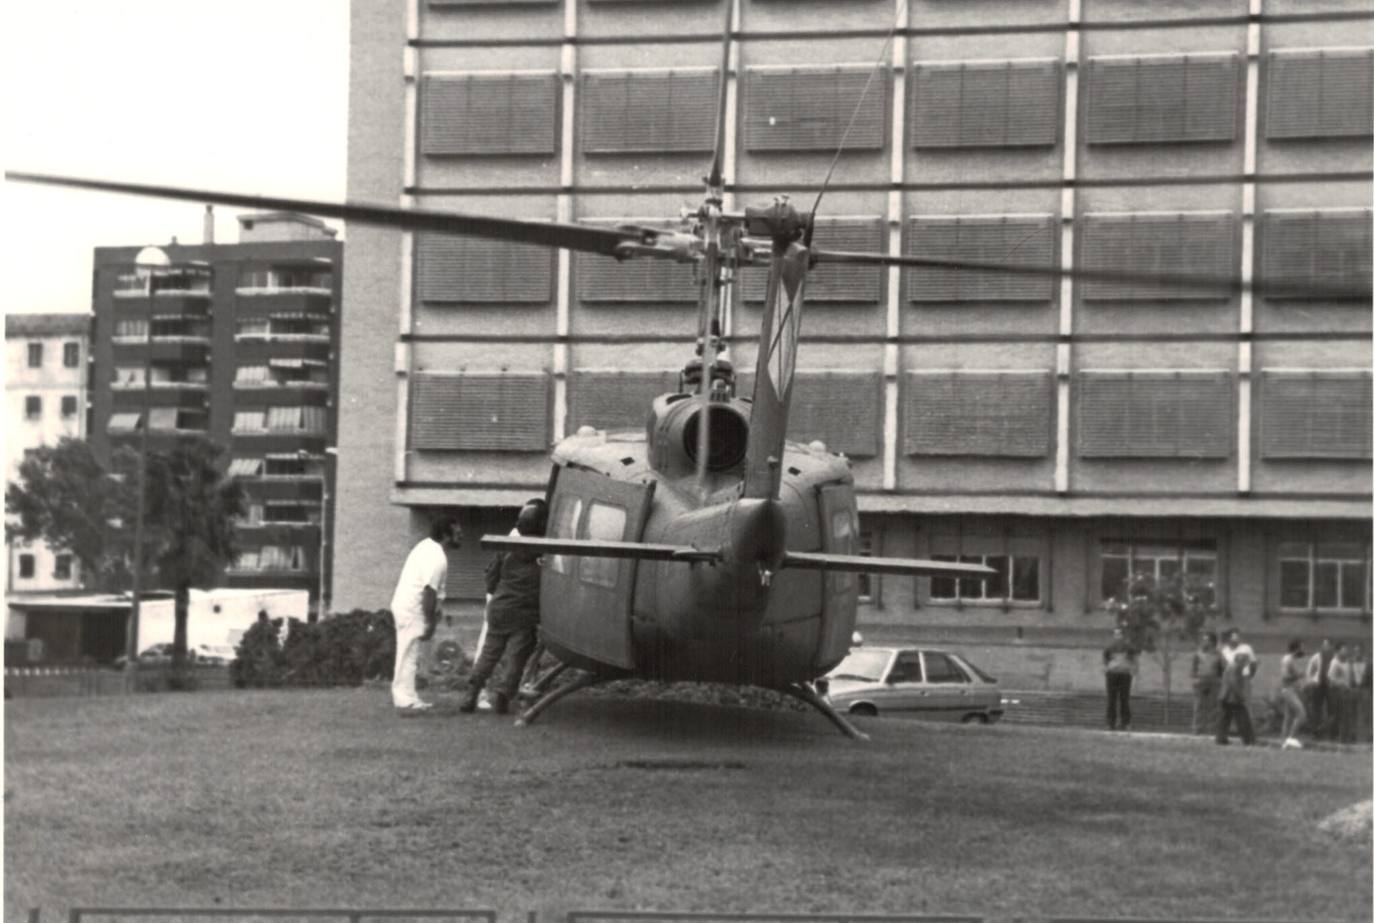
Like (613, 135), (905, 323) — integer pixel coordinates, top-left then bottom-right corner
(390, 513), (463, 714)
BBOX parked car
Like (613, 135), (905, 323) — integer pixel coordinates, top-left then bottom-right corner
(194, 643), (237, 666)
(818, 646), (1004, 723)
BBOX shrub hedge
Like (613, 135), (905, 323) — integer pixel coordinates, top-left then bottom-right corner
(232, 609), (396, 688)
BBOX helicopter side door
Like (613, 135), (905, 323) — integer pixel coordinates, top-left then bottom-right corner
(539, 466), (653, 670)
(815, 482), (860, 670)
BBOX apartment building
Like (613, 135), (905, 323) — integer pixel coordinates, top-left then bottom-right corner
(5, 313), (90, 596)
(336, 0), (1371, 685)
(89, 214), (343, 618)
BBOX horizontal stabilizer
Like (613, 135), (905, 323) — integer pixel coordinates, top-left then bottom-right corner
(782, 551), (997, 578)
(481, 534), (722, 563)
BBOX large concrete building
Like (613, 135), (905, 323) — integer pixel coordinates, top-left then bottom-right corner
(5, 312), (91, 596)
(337, 0), (1371, 689)
(89, 214), (343, 618)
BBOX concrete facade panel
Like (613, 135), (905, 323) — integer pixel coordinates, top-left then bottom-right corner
(419, 5), (563, 42)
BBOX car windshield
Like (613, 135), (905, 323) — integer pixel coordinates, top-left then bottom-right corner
(826, 649), (891, 682)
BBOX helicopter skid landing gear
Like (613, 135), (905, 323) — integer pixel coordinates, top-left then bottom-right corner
(781, 682), (870, 741)
(514, 670), (609, 727)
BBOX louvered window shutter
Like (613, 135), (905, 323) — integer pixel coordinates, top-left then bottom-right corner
(1077, 372), (1233, 459)
(1260, 210), (1373, 301)
(581, 70), (718, 153)
(420, 73), (558, 156)
(735, 371), (883, 457)
(1260, 372), (1373, 460)
(793, 372), (882, 457)
(744, 66), (887, 152)
(431, 0), (557, 6)
(411, 372), (550, 451)
(741, 218), (884, 304)
(1087, 54), (1239, 144)
(1080, 212), (1236, 301)
(568, 371), (680, 432)
(911, 59), (1060, 148)
(415, 233), (555, 304)
(1266, 49), (1374, 140)
(905, 215), (1057, 303)
(903, 371), (1053, 457)
(577, 224), (699, 303)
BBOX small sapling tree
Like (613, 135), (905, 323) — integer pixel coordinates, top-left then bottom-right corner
(1104, 571), (1220, 723)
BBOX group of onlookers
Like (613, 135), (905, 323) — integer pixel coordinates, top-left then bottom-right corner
(1106, 626), (1372, 747)
(1187, 631), (1371, 747)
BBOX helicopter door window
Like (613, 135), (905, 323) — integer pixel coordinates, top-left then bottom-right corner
(579, 502), (626, 588)
(547, 497), (583, 575)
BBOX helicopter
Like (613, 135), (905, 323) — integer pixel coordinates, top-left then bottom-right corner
(7, 16), (1364, 740)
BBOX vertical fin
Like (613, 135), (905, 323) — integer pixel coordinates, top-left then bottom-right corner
(743, 241), (808, 500)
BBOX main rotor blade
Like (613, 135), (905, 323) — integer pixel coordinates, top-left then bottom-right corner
(782, 551), (997, 579)
(706, 3), (733, 190)
(812, 247), (1368, 301)
(5, 171), (641, 258)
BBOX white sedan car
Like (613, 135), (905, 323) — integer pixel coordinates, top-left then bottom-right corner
(818, 646), (1004, 723)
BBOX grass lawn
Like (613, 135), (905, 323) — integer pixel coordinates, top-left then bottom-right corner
(5, 687), (1370, 921)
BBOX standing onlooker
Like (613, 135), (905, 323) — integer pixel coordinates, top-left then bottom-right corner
(1191, 631), (1223, 735)
(1217, 649), (1256, 745)
(1305, 638), (1335, 738)
(1327, 644), (1355, 744)
(1103, 627), (1138, 731)
(473, 498), (548, 711)
(389, 512), (463, 715)
(1356, 645), (1373, 743)
(1278, 639), (1307, 749)
(460, 502), (545, 715)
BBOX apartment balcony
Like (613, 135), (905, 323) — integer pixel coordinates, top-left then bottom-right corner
(112, 296), (213, 319)
(112, 339), (211, 364)
(111, 388), (208, 411)
(230, 431), (329, 455)
(233, 290), (333, 317)
(234, 339), (331, 363)
(242, 478), (324, 503)
(111, 379), (210, 395)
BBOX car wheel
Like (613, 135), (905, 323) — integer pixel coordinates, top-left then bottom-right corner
(849, 703), (877, 717)
(961, 713), (989, 725)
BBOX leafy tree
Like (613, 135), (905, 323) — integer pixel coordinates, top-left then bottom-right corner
(5, 438), (133, 590)
(1104, 571), (1220, 722)
(7, 434), (242, 681)
(136, 436), (244, 683)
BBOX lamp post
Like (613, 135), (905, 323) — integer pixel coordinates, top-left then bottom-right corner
(125, 246), (170, 676)
(301, 446), (337, 621)
(320, 446), (337, 620)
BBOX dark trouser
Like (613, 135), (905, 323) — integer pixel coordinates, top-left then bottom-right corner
(1216, 700), (1255, 745)
(1308, 684), (1330, 737)
(1192, 679), (1219, 735)
(1333, 686), (1356, 743)
(468, 626), (539, 700)
(1106, 672), (1133, 729)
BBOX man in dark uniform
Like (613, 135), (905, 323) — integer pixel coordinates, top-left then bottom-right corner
(459, 503), (545, 715)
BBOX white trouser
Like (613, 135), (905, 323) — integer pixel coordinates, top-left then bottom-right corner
(392, 616), (429, 707)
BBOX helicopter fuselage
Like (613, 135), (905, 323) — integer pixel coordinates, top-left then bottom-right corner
(536, 391), (859, 689)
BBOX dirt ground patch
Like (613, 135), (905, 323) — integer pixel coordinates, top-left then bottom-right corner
(5, 688), (1371, 921)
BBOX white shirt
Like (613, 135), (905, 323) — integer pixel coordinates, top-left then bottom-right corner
(1221, 642), (1254, 665)
(389, 537), (449, 627)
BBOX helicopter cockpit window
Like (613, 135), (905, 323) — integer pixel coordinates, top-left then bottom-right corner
(580, 501), (626, 588)
(547, 497), (582, 576)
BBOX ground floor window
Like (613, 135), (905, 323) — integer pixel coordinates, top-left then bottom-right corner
(1100, 541), (1218, 605)
(929, 553), (1040, 604)
(1278, 542), (1370, 612)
